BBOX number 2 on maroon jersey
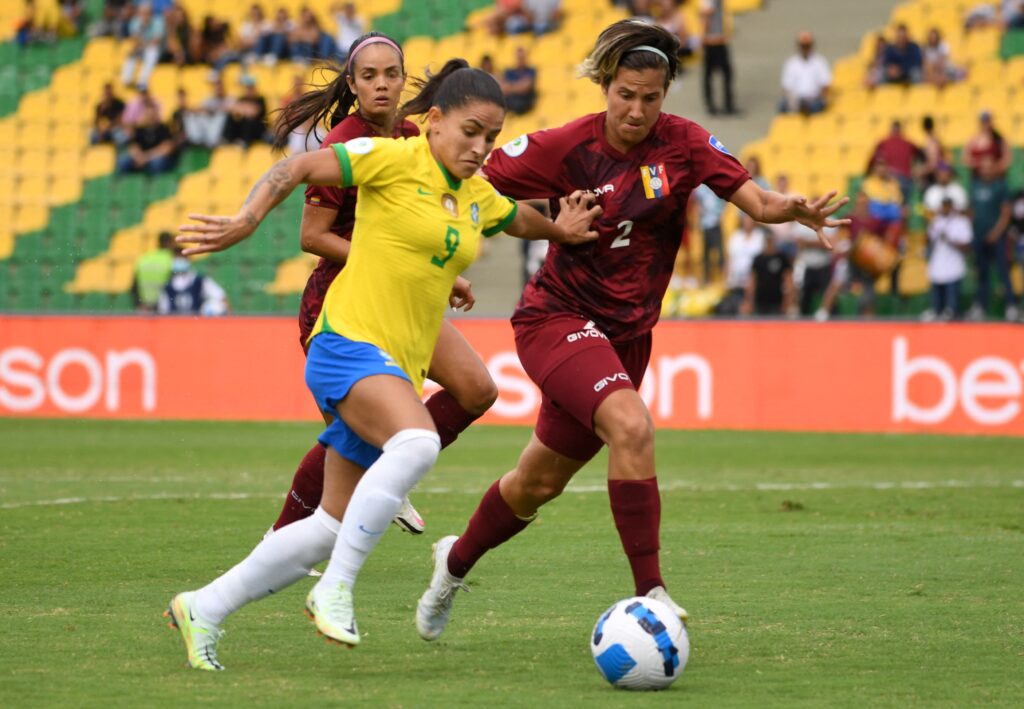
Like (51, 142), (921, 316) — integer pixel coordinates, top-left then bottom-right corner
(611, 220), (633, 249)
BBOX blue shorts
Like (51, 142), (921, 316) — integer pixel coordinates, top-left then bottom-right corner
(305, 332), (412, 469)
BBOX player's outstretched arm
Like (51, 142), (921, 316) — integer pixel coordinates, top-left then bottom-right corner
(177, 150), (343, 256)
(729, 179), (850, 249)
(505, 190), (602, 245)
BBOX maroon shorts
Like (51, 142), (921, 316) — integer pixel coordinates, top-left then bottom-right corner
(513, 314), (652, 462)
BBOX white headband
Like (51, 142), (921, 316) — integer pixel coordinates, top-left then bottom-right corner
(627, 45), (670, 64)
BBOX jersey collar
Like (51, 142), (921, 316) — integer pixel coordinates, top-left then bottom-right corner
(434, 158), (462, 191)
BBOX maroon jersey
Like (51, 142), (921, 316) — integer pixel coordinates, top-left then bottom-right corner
(484, 112), (749, 342)
(297, 113), (420, 348)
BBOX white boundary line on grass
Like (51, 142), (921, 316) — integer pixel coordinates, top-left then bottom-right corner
(2, 479), (1022, 510)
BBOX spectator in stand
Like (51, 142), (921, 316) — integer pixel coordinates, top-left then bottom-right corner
(742, 231), (794, 316)
(692, 183), (725, 284)
(223, 74), (267, 146)
(290, 6), (336, 62)
(883, 23), (922, 85)
(964, 111), (1012, 178)
(655, 0), (695, 59)
(816, 192), (877, 320)
(256, 7), (292, 64)
(1010, 188), (1024, 273)
(132, 231), (175, 312)
(629, 0), (656, 23)
(793, 215), (836, 316)
(158, 249), (229, 316)
(719, 212), (764, 315)
(1008, 0), (1024, 28)
(779, 30), (831, 115)
(168, 87), (189, 152)
(58, 0), (84, 36)
(91, 82), (126, 145)
(183, 77), (229, 148)
(701, 0), (735, 114)
(90, 0), (130, 38)
(922, 196), (973, 321)
(502, 46), (538, 115)
(869, 120), (920, 200)
(278, 75), (318, 155)
(744, 155), (769, 190)
(488, 0), (563, 35)
(161, 1), (192, 66)
(918, 115), (949, 188)
(967, 157), (1016, 321)
(121, 2), (165, 89)
(122, 85), (162, 130)
(116, 102), (178, 175)
(192, 14), (236, 73)
(479, 54), (498, 79)
(922, 27), (958, 87)
(332, 3), (364, 61)
(861, 158), (905, 296)
(864, 33), (889, 88)
(862, 158), (905, 245)
(236, 4), (265, 63)
(923, 161), (968, 216)
(965, 1), (1024, 29)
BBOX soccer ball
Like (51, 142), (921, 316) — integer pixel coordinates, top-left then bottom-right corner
(590, 596), (689, 690)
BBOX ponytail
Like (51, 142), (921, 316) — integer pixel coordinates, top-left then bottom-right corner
(400, 58), (505, 119)
(271, 31), (404, 150)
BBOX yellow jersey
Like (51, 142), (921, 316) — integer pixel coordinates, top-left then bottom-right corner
(310, 134), (518, 393)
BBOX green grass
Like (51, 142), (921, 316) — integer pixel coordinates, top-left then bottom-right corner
(1, 420), (1022, 707)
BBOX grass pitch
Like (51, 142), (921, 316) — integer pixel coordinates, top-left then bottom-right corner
(1, 420), (1022, 707)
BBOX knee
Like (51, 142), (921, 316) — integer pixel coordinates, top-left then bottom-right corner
(599, 406), (654, 453)
(384, 428), (441, 481)
(461, 377), (498, 416)
(515, 469), (567, 504)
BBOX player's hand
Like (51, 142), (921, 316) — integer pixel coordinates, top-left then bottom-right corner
(177, 212), (259, 255)
(449, 276), (475, 312)
(555, 190), (602, 245)
(786, 191), (850, 250)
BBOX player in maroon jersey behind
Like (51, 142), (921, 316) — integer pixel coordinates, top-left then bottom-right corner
(266, 32), (500, 539)
(416, 19), (849, 639)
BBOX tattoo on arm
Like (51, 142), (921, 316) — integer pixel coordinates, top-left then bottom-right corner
(244, 158), (296, 206)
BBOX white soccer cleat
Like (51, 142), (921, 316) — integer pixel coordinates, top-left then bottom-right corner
(164, 591), (226, 671)
(392, 495), (425, 534)
(305, 582), (360, 647)
(416, 535), (469, 641)
(645, 586), (689, 624)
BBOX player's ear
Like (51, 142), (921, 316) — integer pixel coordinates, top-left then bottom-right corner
(426, 105), (443, 131)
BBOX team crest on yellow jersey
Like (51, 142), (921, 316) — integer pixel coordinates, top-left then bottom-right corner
(471, 202), (479, 226)
(441, 193), (458, 217)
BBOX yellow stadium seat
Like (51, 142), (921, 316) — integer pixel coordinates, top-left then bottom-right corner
(0, 230), (13, 260)
(81, 37), (118, 69)
(266, 253), (318, 294)
(15, 149), (50, 176)
(83, 144), (116, 178)
(209, 145), (245, 173)
(962, 26), (1001, 63)
(109, 228), (147, 260)
(968, 57), (1005, 87)
(14, 204), (48, 233)
(0, 175), (15, 202)
(49, 176), (83, 205)
(935, 82), (973, 117)
(15, 175), (48, 205)
(869, 84), (908, 120)
(768, 113), (808, 146)
(942, 114), (976, 145)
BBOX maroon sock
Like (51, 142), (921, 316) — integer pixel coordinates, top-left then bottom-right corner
(271, 443), (326, 530)
(447, 479), (532, 578)
(608, 477), (665, 596)
(425, 389), (480, 449)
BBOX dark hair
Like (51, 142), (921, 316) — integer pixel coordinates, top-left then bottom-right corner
(579, 20), (682, 89)
(922, 115), (934, 132)
(271, 31), (404, 150)
(158, 231), (174, 248)
(400, 58), (505, 119)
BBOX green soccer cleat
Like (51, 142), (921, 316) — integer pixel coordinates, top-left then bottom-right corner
(305, 582), (360, 647)
(164, 591), (226, 671)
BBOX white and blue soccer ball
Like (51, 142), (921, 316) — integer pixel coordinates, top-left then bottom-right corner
(590, 597), (689, 690)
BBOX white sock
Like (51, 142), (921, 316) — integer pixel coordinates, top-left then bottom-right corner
(193, 506), (340, 625)
(317, 428), (440, 590)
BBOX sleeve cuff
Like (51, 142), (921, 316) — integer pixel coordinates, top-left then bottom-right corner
(482, 198), (518, 237)
(332, 143), (353, 187)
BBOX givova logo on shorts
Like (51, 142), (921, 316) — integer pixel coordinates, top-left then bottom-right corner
(594, 372), (631, 392)
(567, 321), (608, 343)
